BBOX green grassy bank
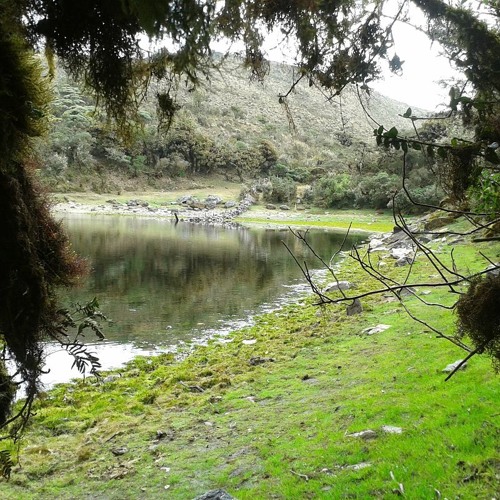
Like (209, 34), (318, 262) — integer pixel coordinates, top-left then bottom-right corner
(1, 226), (498, 499)
(236, 206), (398, 233)
(51, 188), (399, 233)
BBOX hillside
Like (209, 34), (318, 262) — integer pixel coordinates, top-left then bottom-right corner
(35, 56), (443, 213)
(175, 55), (424, 168)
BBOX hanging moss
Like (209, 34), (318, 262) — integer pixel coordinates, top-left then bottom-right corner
(0, 20), (49, 166)
(0, 4), (84, 435)
(0, 363), (16, 427)
(456, 275), (500, 371)
(439, 146), (481, 203)
(23, 0), (214, 134)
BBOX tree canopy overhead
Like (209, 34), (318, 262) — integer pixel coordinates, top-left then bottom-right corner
(0, 0), (498, 459)
(20, 1), (500, 104)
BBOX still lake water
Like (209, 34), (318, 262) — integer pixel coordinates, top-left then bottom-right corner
(43, 214), (363, 386)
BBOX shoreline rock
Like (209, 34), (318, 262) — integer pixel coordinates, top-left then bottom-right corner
(52, 195), (256, 229)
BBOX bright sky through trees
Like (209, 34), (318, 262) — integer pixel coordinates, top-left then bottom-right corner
(209, 13), (461, 112)
(371, 21), (460, 110)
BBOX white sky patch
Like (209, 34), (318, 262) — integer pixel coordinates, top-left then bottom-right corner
(211, 22), (461, 112)
(371, 21), (461, 111)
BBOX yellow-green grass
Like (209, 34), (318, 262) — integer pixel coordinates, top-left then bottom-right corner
(50, 182), (242, 208)
(236, 207), (399, 233)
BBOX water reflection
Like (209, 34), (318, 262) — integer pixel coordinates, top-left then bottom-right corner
(44, 215), (362, 385)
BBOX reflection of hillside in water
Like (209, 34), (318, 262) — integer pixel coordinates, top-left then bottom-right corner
(61, 215), (362, 345)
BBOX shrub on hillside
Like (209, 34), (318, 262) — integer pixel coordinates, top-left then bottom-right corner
(258, 140), (279, 174)
(263, 176), (297, 203)
(392, 185), (444, 214)
(310, 174), (355, 208)
(354, 172), (400, 209)
(287, 166), (311, 183)
(268, 163), (311, 183)
(269, 163), (289, 178)
(45, 152), (68, 176)
(156, 154), (189, 178)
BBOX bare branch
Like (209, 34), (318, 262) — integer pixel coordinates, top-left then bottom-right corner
(444, 345), (484, 381)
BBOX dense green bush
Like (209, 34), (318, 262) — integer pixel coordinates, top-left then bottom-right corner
(258, 140), (279, 174)
(354, 172), (400, 209)
(310, 174), (355, 208)
(269, 163), (311, 183)
(392, 185), (443, 214)
(269, 163), (289, 178)
(44, 152), (68, 176)
(469, 171), (500, 214)
(287, 166), (311, 183)
(263, 176), (297, 204)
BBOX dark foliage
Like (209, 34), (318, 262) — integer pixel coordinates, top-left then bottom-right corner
(456, 275), (500, 371)
(0, 449), (14, 480)
(0, 2), (85, 444)
(263, 176), (297, 204)
(0, 367), (16, 428)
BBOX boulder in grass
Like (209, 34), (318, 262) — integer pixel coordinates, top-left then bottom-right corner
(395, 256), (413, 267)
(361, 324), (391, 335)
(324, 280), (353, 292)
(442, 360), (467, 373)
(194, 490), (235, 500)
(381, 425), (403, 434)
(348, 429), (377, 440)
(346, 299), (363, 316)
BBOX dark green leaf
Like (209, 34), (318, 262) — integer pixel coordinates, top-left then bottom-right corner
(384, 127), (398, 138)
(0, 450), (13, 480)
(403, 107), (412, 118)
(485, 148), (500, 164)
(437, 147), (447, 159)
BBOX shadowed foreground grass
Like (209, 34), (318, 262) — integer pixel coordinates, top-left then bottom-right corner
(1, 233), (498, 499)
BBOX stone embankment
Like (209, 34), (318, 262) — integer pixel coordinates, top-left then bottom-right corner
(53, 194), (257, 227)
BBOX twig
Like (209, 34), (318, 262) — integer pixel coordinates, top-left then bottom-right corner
(104, 431), (124, 443)
(290, 469), (309, 481)
(444, 341), (490, 381)
(178, 381), (204, 393)
(472, 236), (500, 242)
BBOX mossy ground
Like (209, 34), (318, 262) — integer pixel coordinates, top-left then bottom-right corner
(1, 222), (498, 499)
(236, 206), (398, 232)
